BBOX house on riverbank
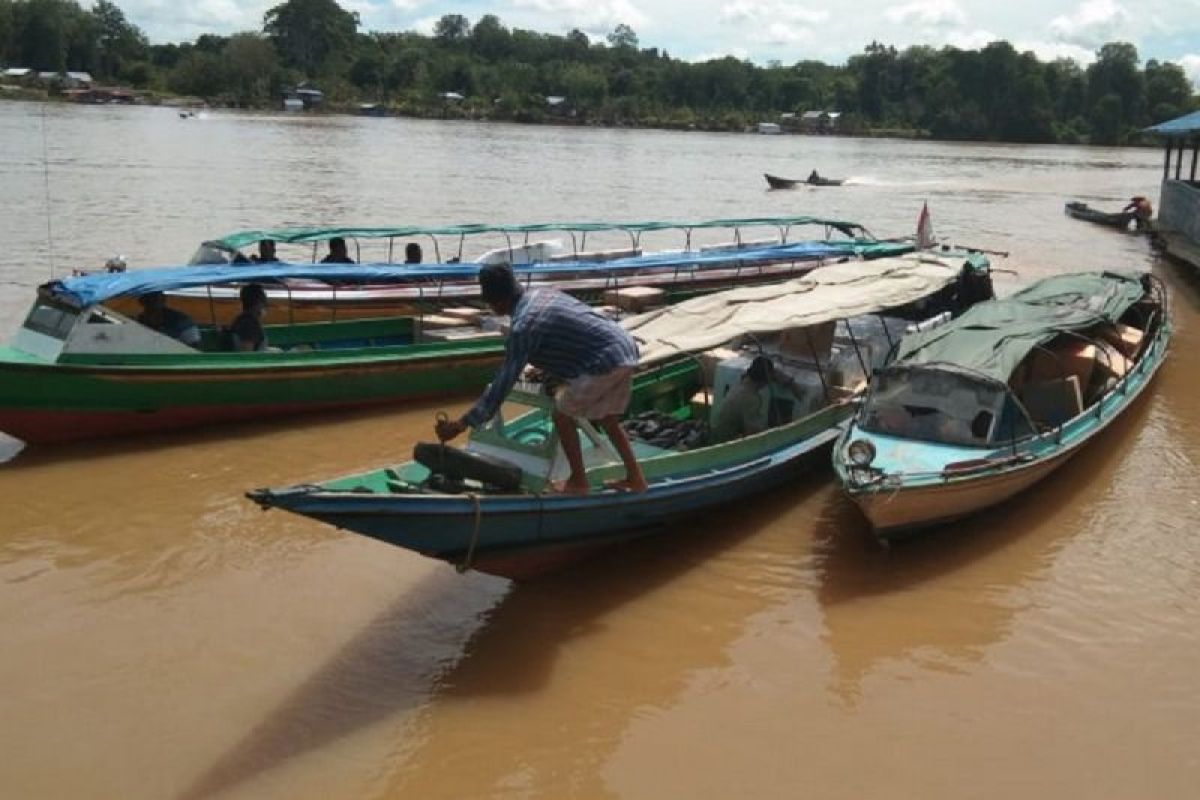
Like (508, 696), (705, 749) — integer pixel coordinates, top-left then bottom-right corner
(1145, 111), (1200, 270)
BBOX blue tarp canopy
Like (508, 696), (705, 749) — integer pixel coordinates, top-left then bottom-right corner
(1143, 110), (1200, 138)
(42, 239), (890, 308)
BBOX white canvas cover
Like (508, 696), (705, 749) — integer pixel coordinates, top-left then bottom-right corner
(623, 254), (968, 366)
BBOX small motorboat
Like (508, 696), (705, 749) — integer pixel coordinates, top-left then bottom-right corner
(834, 270), (1170, 538)
(765, 173), (844, 189)
(1064, 201), (1131, 228)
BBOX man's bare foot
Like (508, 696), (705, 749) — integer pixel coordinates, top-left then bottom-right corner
(604, 477), (649, 493)
(550, 478), (590, 495)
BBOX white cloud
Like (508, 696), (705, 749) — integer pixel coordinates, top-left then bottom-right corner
(716, 0), (827, 49)
(1178, 54), (1200, 88)
(718, 0), (827, 26)
(1049, 0), (1132, 48)
(508, 0), (649, 33)
(943, 28), (998, 50)
(410, 14), (441, 35)
(884, 0), (966, 28)
(390, 0), (429, 9)
(1014, 39), (1096, 64)
(687, 47), (752, 62)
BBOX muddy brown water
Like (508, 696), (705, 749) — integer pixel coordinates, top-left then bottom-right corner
(1, 103), (1198, 798)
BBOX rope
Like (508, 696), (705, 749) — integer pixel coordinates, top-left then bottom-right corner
(457, 492), (483, 574)
(40, 102), (55, 279)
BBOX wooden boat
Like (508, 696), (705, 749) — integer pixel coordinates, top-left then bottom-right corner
(833, 270), (1170, 539)
(1064, 201), (1131, 228)
(0, 241), (942, 447)
(248, 252), (992, 579)
(765, 174), (845, 189)
(112, 217), (911, 324)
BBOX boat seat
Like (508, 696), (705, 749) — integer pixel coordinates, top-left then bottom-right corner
(413, 442), (523, 492)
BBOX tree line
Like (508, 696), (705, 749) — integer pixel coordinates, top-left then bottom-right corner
(1, 0), (1196, 145)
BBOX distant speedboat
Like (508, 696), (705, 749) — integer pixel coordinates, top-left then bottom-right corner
(765, 173), (845, 189)
(834, 270), (1170, 538)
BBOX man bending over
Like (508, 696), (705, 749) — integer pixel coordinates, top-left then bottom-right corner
(435, 264), (648, 495)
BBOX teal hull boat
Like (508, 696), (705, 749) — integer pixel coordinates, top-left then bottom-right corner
(249, 253), (993, 578)
(833, 270), (1171, 538)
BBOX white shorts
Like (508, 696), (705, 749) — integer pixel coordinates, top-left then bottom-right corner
(555, 366), (636, 420)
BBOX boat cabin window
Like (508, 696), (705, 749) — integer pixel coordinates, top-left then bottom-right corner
(23, 302), (79, 340)
(861, 368), (1030, 446)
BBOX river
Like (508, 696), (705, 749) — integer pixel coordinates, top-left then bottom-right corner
(0, 102), (1197, 799)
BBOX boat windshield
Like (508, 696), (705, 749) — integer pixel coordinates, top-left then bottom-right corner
(860, 366), (1032, 446)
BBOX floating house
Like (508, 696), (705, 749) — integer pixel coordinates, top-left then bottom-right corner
(1145, 111), (1200, 269)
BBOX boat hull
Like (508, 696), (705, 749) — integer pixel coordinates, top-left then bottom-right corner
(251, 418), (846, 580)
(111, 252), (893, 325)
(1064, 201), (1130, 229)
(0, 346), (502, 444)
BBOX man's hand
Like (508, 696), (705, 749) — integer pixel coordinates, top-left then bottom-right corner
(436, 416), (468, 442)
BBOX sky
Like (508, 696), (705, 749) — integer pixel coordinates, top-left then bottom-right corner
(111, 0), (1200, 86)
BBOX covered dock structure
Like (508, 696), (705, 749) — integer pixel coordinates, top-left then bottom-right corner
(1145, 111), (1200, 269)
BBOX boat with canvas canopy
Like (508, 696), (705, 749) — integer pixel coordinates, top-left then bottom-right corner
(247, 251), (991, 579)
(833, 270), (1170, 538)
(0, 237), (920, 446)
(108, 217), (913, 324)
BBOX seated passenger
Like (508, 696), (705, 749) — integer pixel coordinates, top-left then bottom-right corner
(228, 283), (269, 351)
(251, 239), (278, 263)
(404, 242), (423, 264)
(711, 356), (802, 443)
(320, 237), (355, 264)
(137, 291), (200, 347)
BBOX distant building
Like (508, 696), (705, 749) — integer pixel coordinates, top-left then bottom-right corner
(2, 67), (33, 80)
(439, 91), (465, 102)
(800, 110), (841, 134)
(757, 122), (782, 135)
(282, 84), (323, 111)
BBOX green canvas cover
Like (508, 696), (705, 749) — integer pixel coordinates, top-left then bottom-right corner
(892, 271), (1147, 381)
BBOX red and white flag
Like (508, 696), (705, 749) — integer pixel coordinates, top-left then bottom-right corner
(916, 201), (935, 249)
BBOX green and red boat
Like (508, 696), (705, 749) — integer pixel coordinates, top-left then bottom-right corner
(0, 223), (910, 447)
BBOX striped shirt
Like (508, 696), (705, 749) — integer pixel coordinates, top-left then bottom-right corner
(464, 289), (639, 427)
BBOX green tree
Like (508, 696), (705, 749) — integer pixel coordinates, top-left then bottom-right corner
(168, 50), (226, 98)
(607, 24), (638, 50)
(433, 14), (469, 45)
(1143, 59), (1192, 124)
(1086, 42), (1144, 130)
(1090, 93), (1125, 144)
(471, 14), (511, 61)
(224, 32), (279, 105)
(263, 0), (358, 76)
(92, 0), (146, 80)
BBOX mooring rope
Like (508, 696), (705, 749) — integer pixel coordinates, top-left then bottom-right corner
(457, 492), (483, 574)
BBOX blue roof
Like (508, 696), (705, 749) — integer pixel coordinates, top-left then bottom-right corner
(42, 239), (878, 308)
(1144, 110), (1200, 138)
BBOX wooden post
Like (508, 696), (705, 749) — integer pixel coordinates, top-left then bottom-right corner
(1163, 141), (1172, 179)
(1191, 138), (1198, 182)
(1175, 139), (1184, 180)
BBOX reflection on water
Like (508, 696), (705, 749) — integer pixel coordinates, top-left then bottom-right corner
(1, 102), (1199, 799)
(813, 381), (1160, 706)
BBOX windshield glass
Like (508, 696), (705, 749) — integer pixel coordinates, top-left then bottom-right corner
(861, 367), (1032, 446)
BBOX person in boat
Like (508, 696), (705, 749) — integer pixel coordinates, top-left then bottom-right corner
(1122, 196), (1153, 231)
(808, 170), (820, 184)
(228, 283), (269, 351)
(434, 263), (648, 495)
(404, 242), (422, 264)
(251, 239), (278, 263)
(137, 291), (201, 347)
(710, 356), (801, 443)
(320, 237), (355, 264)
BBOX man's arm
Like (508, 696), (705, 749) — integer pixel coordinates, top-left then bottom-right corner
(461, 327), (532, 428)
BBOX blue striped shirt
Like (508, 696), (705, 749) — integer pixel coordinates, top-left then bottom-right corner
(464, 289), (639, 427)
